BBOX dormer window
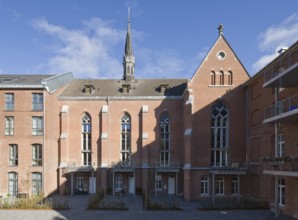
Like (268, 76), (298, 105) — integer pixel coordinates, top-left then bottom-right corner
(122, 84), (131, 93)
(83, 85), (95, 94)
(160, 84), (169, 93)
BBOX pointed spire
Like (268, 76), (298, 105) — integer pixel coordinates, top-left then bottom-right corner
(218, 24), (223, 36)
(123, 7), (135, 82)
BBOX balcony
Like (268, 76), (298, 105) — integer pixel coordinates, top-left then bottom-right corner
(263, 94), (298, 123)
(209, 162), (247, 175)
(59, 162), (95, 173)
(263, 62), (298, 88)
(262, 156), (298, 177)
(112, 160), (135, 172)
(155, 162), (181, 172)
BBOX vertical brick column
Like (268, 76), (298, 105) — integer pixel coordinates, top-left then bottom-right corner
(141, 105), (149, 193)
(100, 105), (109, 192)
(183, 86), (193, 201)
(59, 105), (69, 195)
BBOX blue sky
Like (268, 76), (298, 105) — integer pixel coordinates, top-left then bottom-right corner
(0, 0), (297, 79)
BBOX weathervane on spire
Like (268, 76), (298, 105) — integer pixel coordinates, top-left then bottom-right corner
(218, 24), (223, 36)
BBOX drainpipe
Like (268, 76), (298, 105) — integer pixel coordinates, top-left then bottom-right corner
(42, 89), (46, 196)
(274, 85), (279, 218)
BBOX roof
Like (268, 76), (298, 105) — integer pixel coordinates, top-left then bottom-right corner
(0, 74), (54, 88)
(59, 78), (187, 100)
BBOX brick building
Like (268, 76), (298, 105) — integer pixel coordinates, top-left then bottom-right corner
(0, 14), (297, 218)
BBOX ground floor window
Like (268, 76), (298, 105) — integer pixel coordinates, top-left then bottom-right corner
(216, 176), (224, 195)
(32, 173), (42, 196)
(278, 178), (285, 206)
(201, 176), (209, 195)
(115, 174), (123, 191)
(231, 176), (239, 195)
(8, 172), (18, 197)
(155, 175), (162, 191)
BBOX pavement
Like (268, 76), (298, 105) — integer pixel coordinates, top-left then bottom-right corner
(0, 195), (295, 220)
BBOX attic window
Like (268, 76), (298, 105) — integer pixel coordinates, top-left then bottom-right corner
(122, 84), (131, 93)
(83, 85), (95, 94)
(160, 84), (169, 93)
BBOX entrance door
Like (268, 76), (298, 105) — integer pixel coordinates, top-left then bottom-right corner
(128, 175), (135, 194)
(168, 174), (175, 195)
(89, 177), (96, 194)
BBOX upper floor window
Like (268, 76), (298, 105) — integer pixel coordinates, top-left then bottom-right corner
(121, 113), (131, 166)
(227, 71), (233, 85)
(160, 113), (170, 166)
(32, 144), (42, 166)
(82, 113), (91, 166)
(5, 116), (14, 135)
(5, 93), (14, 111)
(9, 144), (18, 166)
(32, 117), (43, 135)
(211, 102), (229, 167)
(277, 134), (285, 158)
(32, 93), (43, 111)
(210, 72), (216, 85)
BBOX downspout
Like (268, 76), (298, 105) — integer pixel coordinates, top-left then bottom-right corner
(42, 89), (46, 196)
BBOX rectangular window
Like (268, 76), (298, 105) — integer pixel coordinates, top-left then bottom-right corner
(115, 174), (123, 191)
(5, 93), (14, 111)
(231, 176), (239, 195)
(9, 144), (18, 166)
(278, 179), (285, 206)
(32, 117), (43, 135)
(216, 177), (224, 195)
(32, 144), (42, 166)
(32, 93), (43, 111)
(155, 175), (162, 191)
(277, 134), (285, 158)
(5, 116), (14, 135)
(32, 173), (42, 196)
(8, 172), (18, 197)
(201, 177), (209, 195)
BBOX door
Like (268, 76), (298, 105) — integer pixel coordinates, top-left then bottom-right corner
(168, 174), (175, 195)
(128, 175), (135, 194)
(89, 177), (96, 194)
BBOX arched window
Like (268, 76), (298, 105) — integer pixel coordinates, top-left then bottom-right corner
(227, 71), (233, 85)
(82, 113), (91, 166)
(211, 102), (229, 167)
(220, 71), (224, 85)
(8, 172), (18, 197)
(32, 172), (42, 196)
(210, 71), (216, 85)
(160, 113), (170, 166)
(216, 176), (224, 195)
(201, 176), (209, 195)
(121, 113), (131, 166)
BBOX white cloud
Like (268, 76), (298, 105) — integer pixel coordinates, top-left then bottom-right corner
(253, 13), (298, 71)
(32, 18), (124, 78)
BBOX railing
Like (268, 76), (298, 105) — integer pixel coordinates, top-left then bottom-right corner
(264, 94), (298, 120)
(111, 161), (136, 169)
(154, 162), (180, 169)
(262, 156), (298, 172)
(210, 162), (247, 172)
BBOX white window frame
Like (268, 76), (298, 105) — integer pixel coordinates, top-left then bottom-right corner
(5, 93), (14, 111)
(8, 172), (18, 197)
(278, 178), (285, 206)
(160, 114), (170, 166)
(115, 174), (123, 191)
(32, 93), (43, 111)
(5, 116), (14, 135)
(155, 175), (162, 191)
(216, 176), (224, 195)
(9, 144), (18, 166)
(32, 144), (42, 166)
(121, 113), (131, 166)
(201, 176), (209, 195)
(211, 102), (229, 167)
(32, 117), (43, 135)
(277, 134), (285, 158)
(231, 176), (239, 195)
(82, 114), (91, 166)
(32, 172), (42, 196)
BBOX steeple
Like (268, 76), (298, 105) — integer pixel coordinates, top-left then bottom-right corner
(123, 8), (135, 82)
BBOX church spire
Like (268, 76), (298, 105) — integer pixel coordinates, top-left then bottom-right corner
(123, 7), (135, 82)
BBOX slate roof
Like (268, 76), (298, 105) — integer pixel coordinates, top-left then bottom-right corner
(0, 75), (54, 87)
(58, 78), (188, 99)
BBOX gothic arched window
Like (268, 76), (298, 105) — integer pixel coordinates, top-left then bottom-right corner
(121, 113), (131, 166)
(82, 113), (91, 166)
(160, 113), (170, 166)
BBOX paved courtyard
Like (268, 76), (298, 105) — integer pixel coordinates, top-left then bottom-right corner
(0, 195), (295, 220)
